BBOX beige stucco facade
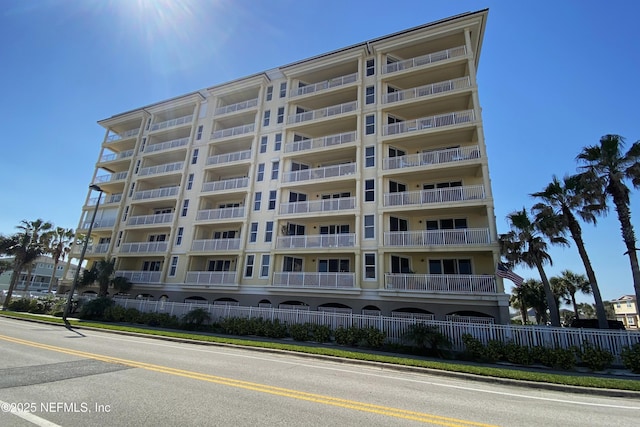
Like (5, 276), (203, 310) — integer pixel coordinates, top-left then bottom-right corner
(612, 295), (639, 329)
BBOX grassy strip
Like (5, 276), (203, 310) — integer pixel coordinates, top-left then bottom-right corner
(2, 311), (639, 391)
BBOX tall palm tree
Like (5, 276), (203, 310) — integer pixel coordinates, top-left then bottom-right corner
(550, 270), (592, 320)
(577, 134), (640, 309)
(16, 219), (53, 293)
(531, 175), (608, 328)
(499, 208), (567, 327)
(46, 227), (75, 293)
(79, 259), (132, 297)
(0, 232), (45, 309)
(509, 279), (540, 324)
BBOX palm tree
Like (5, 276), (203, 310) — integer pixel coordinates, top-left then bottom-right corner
(45, 227), (75, 293)
(17, 219), (53, 293)
(550, 270), (592, 320)
(531, 175), (608, 328)
(0, 232), (45, 309)
(499, 208), (567, 326)
(79, 259), (132, 297)
(577, 134), (640, 309)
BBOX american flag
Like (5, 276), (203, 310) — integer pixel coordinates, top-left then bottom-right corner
(496, 262), (524, 286)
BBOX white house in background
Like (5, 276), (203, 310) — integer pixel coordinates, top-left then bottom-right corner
(612, 295), (639, 330)
(0, 256), (78, 293)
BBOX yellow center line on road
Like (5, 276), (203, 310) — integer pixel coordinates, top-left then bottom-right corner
(0, 334), (497, 427)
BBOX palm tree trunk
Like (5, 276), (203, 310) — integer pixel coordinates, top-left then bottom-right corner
(536, 262), (561, 326)
(519, 298), (528, 324)
(47, 259), (60, 293)
(23, 264), (34, 293)
(571, 294), (580, 320)
(2, 262), (23, 310)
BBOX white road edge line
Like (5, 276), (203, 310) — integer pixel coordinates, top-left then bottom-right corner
(0, 400), (62, 427)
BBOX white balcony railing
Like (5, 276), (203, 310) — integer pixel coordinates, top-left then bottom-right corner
(100, 149), (134, 163)
(116, 271), (162, 284)
(383, 185), (485, 207)
(383, 110), (475, 136)
(384, 228), (491, 246)
(206, 150), (252, 166)
(383, 77), (471, 104)
(149, 115), (193, 132)
(279, 197), (356, 215)
(88, 193), (122, 206)
(211, 123), (255, 140)
(273, 272), (355, 288)
(383, 145), (480, 170)
(191, 239), (241, 251)
(85, 243), (110, 255)
(283, 163), (356, 183)
(81, 218), (116, 229)
(214, 98), (258, 116)
(201, 177), (249, 193)
(94, 171), (128, 184)
(276, 233), (356, 249)
(384, 273), (497, 293)
(185, 271), (237, 285)
(127, 213), (174, 226)
(119, 242), (168, 254)
(132, 186), (180, 201)
(144, 137), (189, 154)
(284, 131), (356, 153)
(287, 101), (358, 125)
(290, 72), (358, 97)
(138, 161), (184, 177)
(106, 128), (140, 142)
(196, 206), (246, 221)
(382, 45), (467, 74)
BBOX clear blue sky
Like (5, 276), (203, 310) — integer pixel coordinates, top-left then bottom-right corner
(0, 0), (638, 302)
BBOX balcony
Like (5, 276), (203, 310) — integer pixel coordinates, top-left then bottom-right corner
(383, 110), (475, 137)
(383, 145), (480, 170)
(133, 186), (180, 201)
(149, 115), (193, 132)
(384, 228), (491, 247)
(287, 101), (358, 125)
(116, 271), (162, 284)
(290, 72), (358, 97)
(206, 150), (252, 166)
(276, 233), (356, 249)
(284, 131), (356, 154)
(144, 137), (189, 154)
(279, 197), (356, 215)
(211, 124), (255, 140)
(191, 239), (241, 251)
(273, 272), (356, 288)
(383, 77), (472, 104)
(383, 185), (485, 207)
(382, 46), (467, 75)
(214, 98), (258, 116)
(80, 243), (109, 256)
(99, 149), (134, 163)
(127, 213), (174, 226)
(119, 242), (168, 254)
(81, 218), (116, 230)
(384, 273), (497, 293)
(201, 177), (249, 193)
(106, 128), (140, 142)
(196, 206), (246, 221)
(94, 171), (128, 184)
(88, 193), (122, 206)
(185, 271), (237, 286)
(138, 161), (184, 177)
(282, 163), (356, 184)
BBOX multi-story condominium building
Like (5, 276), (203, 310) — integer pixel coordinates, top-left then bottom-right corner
(68, 9), (510, 323)
(612, 295), (639, 330)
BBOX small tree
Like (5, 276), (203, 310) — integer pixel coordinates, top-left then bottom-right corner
(79, 259), (132, 297)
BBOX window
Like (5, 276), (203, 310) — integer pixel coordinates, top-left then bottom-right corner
(263, 110), (271, 126)
(365, 146), (375, 167)
(318, 259), (349, 272)
(426, 218), (468, 230)
(260, 254), (271, 277)
(169, 256), (178, 276)
(364, 215), (375, 239)
(271, 161), (279, 179)
(181, 199), (189, 217)
(274, 133), (282, 151)
(134, 160), (140, 174)
(279, 82), (287, 98)
(389, 181), (406, 193)
(364, 253), (376, 279)
(208, 260), (231, 271)
(140, 137), (146, 152)
(266, 86), (273, 101)
(319, 225), (349, 234)
(366, 59), (375, 76)
(390, 216), (408, 231)
(277, 107), (284, 124)
(187, 173), (194, 190)
(366, 86), (375, 104)
(176, 227), (184, 245)
(365, 114), (375, 135)
(391, 256), (411, 274)
(269, 190), (277, 210)
(143, 261), (162, 271)
(257, 163), (265, 181)
(249, 222), (258, 242)
(245, 255), (255, 278)
(283, 256), (303, 272)
(365, 179), (375, 202)
(116, 231), (122, 247)
(129, 183), (135, 197)
(429, 259), (472, 275)
(265, 221), (273, 242)
(196, 125), (203, 140)
(122, 206), (129, 221)
(254, 192), (262, 211)
(260, 136), (268, 153)
(191, 148), (199, 164)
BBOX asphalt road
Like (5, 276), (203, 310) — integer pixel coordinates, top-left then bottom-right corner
(0, 317), (638, 427)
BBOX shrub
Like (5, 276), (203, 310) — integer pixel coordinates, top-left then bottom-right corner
(621, 343), (640, 373)
(262, 319), (288, 339)
(578, 342), (614, 372)
(123, 308), (142, 324)
(461, 334), (485, 360)
(311, 324), (332, 343)
(482, 340), (505, 363)
(289, 323), (313, 341)
(182, 308), (211, 330)
(403, 324), (451, 357)
(531, 346), (576, 371)
(503, 342), (533, 366)
(362, 327), (386, 349)
(103, 305), (127, 322)
(78, 297), (114, 320)
(8, 298), (39, 313)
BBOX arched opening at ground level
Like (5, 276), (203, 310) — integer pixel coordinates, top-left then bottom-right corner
(184, 296), (208, 304)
